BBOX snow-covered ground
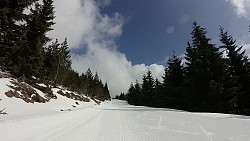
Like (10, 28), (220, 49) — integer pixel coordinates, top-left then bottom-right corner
(1, 78), (250, 141)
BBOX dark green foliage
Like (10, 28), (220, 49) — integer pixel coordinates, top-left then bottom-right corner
(56, 68), (111, 101)
(0, 0), (36, 75)
(125, 22), (250, 116)
(24, 0), (55, 78)
(44, 38), (71, 85)
(219, 28), (250, 112)
(0, 0), (54, 78)
(0, 0), (111, 102)
(127, 80), (142, 105)
(115, 92), (125, 100)
(162, 54), (185, 109)
(141, 70), (155, 106)
(185, 22), (224, 112)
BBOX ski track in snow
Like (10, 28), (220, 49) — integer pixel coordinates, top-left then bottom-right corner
(1, 100), (250, 141)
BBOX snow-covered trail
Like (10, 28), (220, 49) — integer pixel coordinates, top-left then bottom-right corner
(1, 100), (250, 141)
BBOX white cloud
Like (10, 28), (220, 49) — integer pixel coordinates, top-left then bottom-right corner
(226, 0), (250, 19)
(48, 0), (164, 97)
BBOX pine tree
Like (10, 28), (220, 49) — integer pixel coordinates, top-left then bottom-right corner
(220, 28), (250, 112)
(54, 38), (71, 84)
(44, 39), (60, 81)
(126, 81), (141, 105)
(134, 80), (142, 105)
(92, 72), (105, 99)
(0, 0), (38, 75)
(78, 73), (88, 94)
(44, 38), (71, 85)
(141, 70), (155, 106)
(85, 68), (94, 97)
(185, 22), (224, 111)
(126, 83), (135, 105)
(103, 82), (111, 100)
(162, 53), (185, 109)
(0, 0), (55, 78)
(117, 92), (125, 100)
(153, 78), (163, 107)
(24, 0), (55, 78)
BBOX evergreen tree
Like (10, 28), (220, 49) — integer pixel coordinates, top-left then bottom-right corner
(134, 80), (142, 105)
(220, 28), (250, 112)
(54, 38), (71, 84)
(0, 0), (55, 78)
(153, 78), (163, 107)
(141, 70), (155, 106)
(44, 39), (60, 81)
(162, 53), (185, 109)
(185, 22), (224, 111)
(78, 73), (88, 94)
(103, 82), (111, 100)
(0, 0), (112, 102)
(24, 0), (55, 78)
(85, 68), (94, 97)
(92, 72), (101, 97)
(117, 92), (125, 100)
(0, 0), (38, 75)
(114, 95), (119, 99)
(126, 82), (141, 105)
(126, 83), (135, 105)
(44, 38), (71, 85)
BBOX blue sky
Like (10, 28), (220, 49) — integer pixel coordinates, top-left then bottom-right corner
(50, 0), (250, 97)
(101, 0), (250, 65)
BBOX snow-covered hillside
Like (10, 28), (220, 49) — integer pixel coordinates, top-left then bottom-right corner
(0, 77), (96, 120)
(1, 78), (250, 141)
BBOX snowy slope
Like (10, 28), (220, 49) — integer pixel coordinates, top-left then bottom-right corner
(1, 78), (250, 141)
(0, 78), (96, 121)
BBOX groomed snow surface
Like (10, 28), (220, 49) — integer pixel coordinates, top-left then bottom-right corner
(1, 78), (250, 141)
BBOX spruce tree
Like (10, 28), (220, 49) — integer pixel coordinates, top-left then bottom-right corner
(85, 68), (94, 97)
(126, 83), (135, 105)
(141, 70), (155, 106)
(220, 28), (250, 112)
(44, 39), (60, 81)
(103, 82), (111, 100)
(25, 0), (55, 78)
(153, 78), (163, 107)
(134, 80), (142, 105)
(0, 0), (37, 75)
(162, 53), (185, 109)
(54, 38), (71, 84)
(185, 22), (224, 111)
(44, 38), (71, 85)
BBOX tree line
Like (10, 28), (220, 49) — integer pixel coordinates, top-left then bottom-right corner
(0, 0), (111, 101)
(117, 22), (250, 115)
